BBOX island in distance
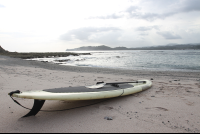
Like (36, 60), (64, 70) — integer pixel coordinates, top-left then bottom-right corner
(66, 43), (200, 51)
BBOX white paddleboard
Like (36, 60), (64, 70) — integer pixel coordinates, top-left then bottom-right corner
(11, 80), (152, 101)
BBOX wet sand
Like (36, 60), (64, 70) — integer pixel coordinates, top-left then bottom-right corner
(0, 55), (200, 133)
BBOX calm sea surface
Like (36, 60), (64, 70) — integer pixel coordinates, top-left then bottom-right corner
(28, 50), (200, 72)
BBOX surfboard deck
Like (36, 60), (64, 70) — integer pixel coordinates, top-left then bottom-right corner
(9, 80), (152, 117)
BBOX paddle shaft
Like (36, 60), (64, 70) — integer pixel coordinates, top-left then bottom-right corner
(96, 81), (146, 85)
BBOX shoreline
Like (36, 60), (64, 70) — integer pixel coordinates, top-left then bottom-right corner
(27, 49), (200, 73)
(27, 57), (200, 73)
(0, 55), (200, 133)
(1, 55), (199, 79)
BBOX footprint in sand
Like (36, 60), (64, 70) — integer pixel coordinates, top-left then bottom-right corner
(156, 90), (165, 94)
(155, 107), (168, 111)
(185, 101), (195, 106)
(180, 97), (195, 106)
(99, 105), (114, 110)
(145, 107), (168, 111)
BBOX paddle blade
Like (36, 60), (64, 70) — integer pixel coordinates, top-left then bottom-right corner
(85, 83), (106, 89)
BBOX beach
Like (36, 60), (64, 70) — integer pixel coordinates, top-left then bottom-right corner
(0, 55), (200, 133)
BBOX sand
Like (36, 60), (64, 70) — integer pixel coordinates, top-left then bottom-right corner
(0, 55), (200, 133)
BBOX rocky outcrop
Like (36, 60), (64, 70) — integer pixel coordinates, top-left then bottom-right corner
(0, 46), (8, 53)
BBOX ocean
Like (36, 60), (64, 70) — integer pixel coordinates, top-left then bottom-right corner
(27, 50), (200, 72)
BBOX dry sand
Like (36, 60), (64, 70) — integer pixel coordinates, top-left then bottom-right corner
(0, 55), (200, 133)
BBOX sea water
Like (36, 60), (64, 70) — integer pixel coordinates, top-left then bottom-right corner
(28, 50), (200, 72)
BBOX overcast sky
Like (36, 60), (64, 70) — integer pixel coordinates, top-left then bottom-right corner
(0, 0), (200, 52)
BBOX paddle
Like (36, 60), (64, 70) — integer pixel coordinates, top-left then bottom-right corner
(86, 81), (146, 89)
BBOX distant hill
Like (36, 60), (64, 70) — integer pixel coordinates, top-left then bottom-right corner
(66, 45), (129, 51)
(0, 46), (8, 53)
(66, 43), (200, 51)
(131, 43), (200, 50)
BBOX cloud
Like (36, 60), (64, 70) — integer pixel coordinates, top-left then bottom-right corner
(60, 27), (121, 41)
(125, 6), (140, 13)
(136, 26), (153, 31)
(60, 26), (154, 48)
(131, 12), (177, 21)
(88, 0), (200, 21)
(134, 0), (200, 21)
(90, 31), (122, 46)
(139, 33), (149, 36)
(88, 13), (123, 19)
(157, 31), (182, 39)
(87, 6), (139, 20)
(136, 26), (159, 37)
(136, 26), (159, 31)
(0, 4), (5, 8)
(180, 0), (200, 12)
(88, 6), (167, 21)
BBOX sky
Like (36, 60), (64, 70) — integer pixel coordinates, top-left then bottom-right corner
(0, 0), (200, 52)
